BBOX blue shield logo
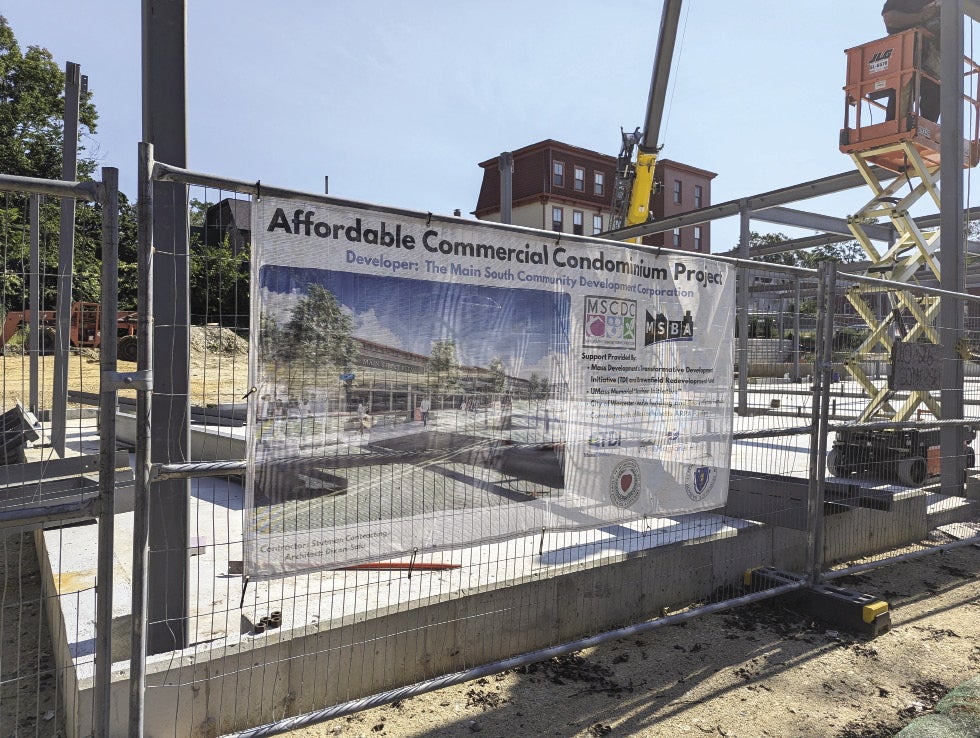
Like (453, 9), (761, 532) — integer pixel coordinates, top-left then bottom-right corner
(694, 466), (711, 495)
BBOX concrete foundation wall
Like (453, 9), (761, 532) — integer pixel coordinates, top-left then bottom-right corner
(47, 467), (980, 736)
(61, 523), (774, 736)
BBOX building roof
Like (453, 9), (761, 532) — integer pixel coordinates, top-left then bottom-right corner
(656, 159), (718, 180)
(477, 139), (614, 169)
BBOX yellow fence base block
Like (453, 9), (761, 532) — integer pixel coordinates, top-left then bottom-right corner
(862, 600), (889, 625)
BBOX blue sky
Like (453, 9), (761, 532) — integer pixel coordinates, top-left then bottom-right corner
(3, 1), (966, 251)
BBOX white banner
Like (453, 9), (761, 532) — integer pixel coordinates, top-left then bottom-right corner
(245, 196), (734, 577)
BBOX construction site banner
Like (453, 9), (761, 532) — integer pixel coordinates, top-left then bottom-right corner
(245, 196), (735, 577)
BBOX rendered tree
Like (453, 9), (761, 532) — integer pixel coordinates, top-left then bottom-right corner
(259, 285), (357, 403)
(486, 357), (507, 396)
(537, 376), (551, 400)
(428, 339), (461, 393)
(526, 373), (541, 400)
(282, 285), (356, 370)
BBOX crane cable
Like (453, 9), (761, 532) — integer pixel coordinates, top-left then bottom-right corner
(656, 0), (693, 154)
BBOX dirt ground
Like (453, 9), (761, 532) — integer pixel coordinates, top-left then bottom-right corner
(3, 533), (979, 738)
(280, 543), (980, 738)
(1, 347), (979, 737)
(0, 326), (250, 411)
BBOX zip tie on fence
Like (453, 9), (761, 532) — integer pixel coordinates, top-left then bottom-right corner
(242, 386), (257, 401)
(538, 527), (547, 556)
(407, 548), (418, 579)
(239, 575), (250, 609)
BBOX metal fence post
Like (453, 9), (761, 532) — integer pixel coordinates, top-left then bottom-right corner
(939, 0), (967, 494)
(737, 201), (750, 414)
(52, 61), (83, 456)
(129, 142), (155, 738)
(29, 195), (39, 413)
(805, 260), (836, 585)
(94, 166), (120, 735)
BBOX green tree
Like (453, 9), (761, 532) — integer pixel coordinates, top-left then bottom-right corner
(190, 236), (250, 327)
(0, 16), (141, 316)
(0, 16), (98, 180)
(722, 231), (864, 267)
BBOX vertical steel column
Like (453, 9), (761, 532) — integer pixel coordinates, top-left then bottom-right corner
(28, 195), (39, 413)
(499, 152), (514, 225)
(129, 142), (155, 738)
(51, 62), (83, 455)
(93, 167), (120, 735)
(736, 201), (750, 414)
(806, 261), (836, 584)
(793, 279), (802, 382)
(143, 0), (190, 653)
(940, 0), (966, 494)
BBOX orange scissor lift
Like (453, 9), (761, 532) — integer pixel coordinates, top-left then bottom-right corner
(839, 27), (980, 422)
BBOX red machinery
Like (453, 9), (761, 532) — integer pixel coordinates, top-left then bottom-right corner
(1, 301), (139, 361)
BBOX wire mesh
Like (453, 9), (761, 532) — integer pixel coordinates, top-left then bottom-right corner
(3, 168), (979, 738)
(817, 270), (980, 577)
(0, 185), (114, 738)
(131, 183), (820, 737)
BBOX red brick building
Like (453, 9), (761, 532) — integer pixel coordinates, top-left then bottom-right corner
(473, 139), (716, 252)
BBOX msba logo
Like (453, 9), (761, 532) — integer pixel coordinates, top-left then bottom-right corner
(583, 296), (636, 349)
(645, 310), (694, 346)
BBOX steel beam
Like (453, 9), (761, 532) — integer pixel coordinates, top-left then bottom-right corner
(605, 167), (891, 240)
(753, 206), (893, 241)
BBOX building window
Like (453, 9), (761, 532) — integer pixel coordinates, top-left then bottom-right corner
(694, 225), (703, 251)
(593, 214), (603, 234)
(573, 210), (584, 235)
(694, 184), (703, 209)
(594, 171), (604, 196)
(553, 161), (564, 188)
(673, 180), (682, 205)
(672, 228), (681, 248)
(552, 206), (563, 231)
(574, 167), (585, 191)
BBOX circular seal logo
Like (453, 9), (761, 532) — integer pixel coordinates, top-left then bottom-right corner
(609, 458), (641, 508)
(684, 464), (716, 502)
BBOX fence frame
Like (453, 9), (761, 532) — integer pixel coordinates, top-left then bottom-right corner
(3, 158), (979, 737)
(0, 168), (121, 737)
